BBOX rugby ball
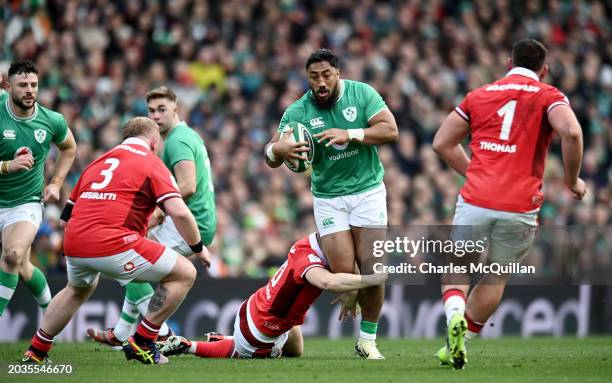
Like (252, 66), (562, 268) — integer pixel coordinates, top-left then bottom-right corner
(281, 122), (314, 173)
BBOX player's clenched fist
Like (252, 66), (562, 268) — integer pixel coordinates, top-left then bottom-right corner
(193, 246), (212, 268)
(8, 154), (35, 172)
(567, 178), (587, 200)
(43, 184), (60, 203)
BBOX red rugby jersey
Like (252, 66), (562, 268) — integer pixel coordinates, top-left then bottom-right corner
(64, 138), (181, 260)
(250, 233), (327, 337)
(456, 67), (570, 212)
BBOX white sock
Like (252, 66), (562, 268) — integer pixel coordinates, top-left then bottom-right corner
(159, 322), (170, 337)
(444, 296), (466, 326)
(466, 330), (479, 341)
(35, 285), (52, 308)
(137, 298), (170, 337)
(114, 300), (140, 341)
(189, 341), (197, 354)
(359, 331), (376, 341)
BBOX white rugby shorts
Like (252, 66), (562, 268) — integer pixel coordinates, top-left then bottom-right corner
(451, 195), (538, 264)
(149, 216), (192, 256)
(313, 182), (387, 237)
(0, 202), (43, 232)
(232, 297), (288, 359)
(66, 246), (178, 287)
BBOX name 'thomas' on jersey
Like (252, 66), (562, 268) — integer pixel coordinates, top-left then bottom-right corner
(250, 233), (328, 337)
(455, 67), (571, 213)
(279, 79), (388, 198)
(64, 138), (181, 260)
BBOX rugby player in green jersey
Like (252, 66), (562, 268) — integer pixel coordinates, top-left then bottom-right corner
(264, 49), (398, 359)
(0, 60), (77, 315)
(87, 86), (215, 347)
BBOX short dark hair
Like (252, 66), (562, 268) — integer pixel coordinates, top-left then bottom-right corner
(306, 49), (340, 70)
(511, 39), (547, 71)
(146, 86), (177, 103)
(122, 117), (159, 140)
(8, 60), (39, 78)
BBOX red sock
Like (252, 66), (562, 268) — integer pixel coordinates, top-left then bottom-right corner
(194, 339), (235, 358)
(442, 288), (465, 303)
(465, 312), (485, 334)
(134, 317), (161, 343)
(30, 329), (54, 358)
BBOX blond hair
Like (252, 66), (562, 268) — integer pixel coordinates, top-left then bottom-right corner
(122, 117), (159, 140)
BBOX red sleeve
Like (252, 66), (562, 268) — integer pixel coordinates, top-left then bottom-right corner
(67, 175), (83, 204)
(150, 157), (182, 206)
(454, 92), (471, 123)
(291, 248), (325, 284)
(543, 86), (570, 114)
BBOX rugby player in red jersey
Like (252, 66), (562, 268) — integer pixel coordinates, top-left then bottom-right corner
(157, 232), (386, 359)
(21, 117), (211, 365)
(432, 39), (586, 369)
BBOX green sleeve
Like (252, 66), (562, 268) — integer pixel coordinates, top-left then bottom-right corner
(166, 138), (196, 169)
(361, 83), (387, 121)
(277, 104), (302, 132)
(52, 113), (69, 144)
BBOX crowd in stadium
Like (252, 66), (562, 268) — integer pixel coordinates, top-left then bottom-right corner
(2, 0), (609, 278)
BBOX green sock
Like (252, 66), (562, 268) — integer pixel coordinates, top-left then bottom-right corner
(125, 281), (155, 305)
(0, 268), (19, 315)
(23, 266), (51, 309)
(360, 320), (378, 340)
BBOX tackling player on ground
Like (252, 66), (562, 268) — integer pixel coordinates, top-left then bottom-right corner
(21, 117), (211, 365)
(87, 87), (216, 347)
(264, 49), (398, 359)
(157, 233), (386, 359)
(432, 39), (586, 369)
(0, 60), (76, 316)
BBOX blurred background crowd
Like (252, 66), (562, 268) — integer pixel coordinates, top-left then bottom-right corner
(1, 0), (610, 278)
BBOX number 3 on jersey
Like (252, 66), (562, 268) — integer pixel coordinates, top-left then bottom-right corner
(91, 158), (120, 190)
(497, 100), (516, 140)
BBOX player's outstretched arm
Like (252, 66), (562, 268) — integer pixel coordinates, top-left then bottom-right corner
(432, 111), (471, 177)
(304, 267), (387, 293)
(548, 105), (586, 200)
(45, 129), (77, 202)
(264, 130), (309, 168)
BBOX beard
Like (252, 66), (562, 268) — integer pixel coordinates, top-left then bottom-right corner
(12, 95), (36, 110)
(312, 84), (339, 110)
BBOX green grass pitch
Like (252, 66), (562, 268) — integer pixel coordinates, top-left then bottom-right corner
(1, 338), (611, 383)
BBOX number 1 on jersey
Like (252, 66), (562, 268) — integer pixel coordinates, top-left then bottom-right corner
(497, 100), (516, 141)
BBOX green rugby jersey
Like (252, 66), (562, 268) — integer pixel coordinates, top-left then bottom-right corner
(162, 122), (216, 245)
(0, 90), (69, 207)
(279, 79), (388, 198)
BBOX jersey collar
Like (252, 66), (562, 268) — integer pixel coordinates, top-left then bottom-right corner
(506, 67), (539, 81)
(308, 233), (329, 266)
(122, 137), (150, 150)
(5, 98), (39, 122)
(336, 79), (345, 102)
(167, 121), (186, 139)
